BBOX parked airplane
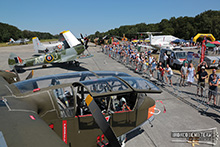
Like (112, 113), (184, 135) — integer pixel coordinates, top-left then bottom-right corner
(8, 33), (90, 69)
(33, 30), (87, 54)
(8, 38), (30, 45)
(0, 70), (161, 146)
(32, 37), (64, 53)
(138, 32), (179, 52)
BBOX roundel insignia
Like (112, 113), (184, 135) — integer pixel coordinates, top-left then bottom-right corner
(45, 54), (54, 63)
(58, 44), (62, 49)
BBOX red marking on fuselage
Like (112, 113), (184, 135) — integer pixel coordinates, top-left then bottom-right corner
(62, 120), (67, 144)
(17, 56), (22, 64)
(29, 115), (36, 120)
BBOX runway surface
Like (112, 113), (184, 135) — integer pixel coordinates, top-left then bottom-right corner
(0, 43), (219, 147)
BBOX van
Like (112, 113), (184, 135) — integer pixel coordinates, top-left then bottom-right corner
(204, 56), (219, 69)
(159, 48), (187, 69)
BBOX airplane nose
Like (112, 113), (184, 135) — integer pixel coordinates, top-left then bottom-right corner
(147, 104), (155, 119)
(148, 104), (161, 119)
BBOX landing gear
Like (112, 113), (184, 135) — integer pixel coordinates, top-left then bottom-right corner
(42, 65), (47, 68)
(74, 61), (80, 67)
(67, 61), (80, 67)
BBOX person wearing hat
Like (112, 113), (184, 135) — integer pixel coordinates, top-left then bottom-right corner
(195, 66), (208, 97)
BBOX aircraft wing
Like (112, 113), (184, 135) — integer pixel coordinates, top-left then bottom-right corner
(0, 99), (67, 147)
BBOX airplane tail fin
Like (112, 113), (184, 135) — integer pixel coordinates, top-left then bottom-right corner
(32, 37), (44, 53)
(8, 38), (15, 44)
(9, 38), (15, 42)
(8, 53), (24, 69)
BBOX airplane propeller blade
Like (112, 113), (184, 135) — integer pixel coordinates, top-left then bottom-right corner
(79, 33), (85, 46)
(80, 33), (89, 49)
(25, 70), (34, 80)
(80, 33), (84, 40)
(85, 94), (121, 147)
(12, 66), (21, 81)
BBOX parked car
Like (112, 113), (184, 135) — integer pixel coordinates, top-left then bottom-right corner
(214, 56), (220, 69)
(203, 56), (219, 69)
(159, 48), (187, 69)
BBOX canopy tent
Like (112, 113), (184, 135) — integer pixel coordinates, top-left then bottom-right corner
(206, 42), (216, 47)
(172, 39), (187, 43)
(210, 41), (220, 45)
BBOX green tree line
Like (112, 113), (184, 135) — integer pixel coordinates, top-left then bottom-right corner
(0, 22), (56, 43)
(88, 10), (220, 42)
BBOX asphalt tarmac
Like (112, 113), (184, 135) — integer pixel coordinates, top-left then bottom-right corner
(0, 43), (219, 147)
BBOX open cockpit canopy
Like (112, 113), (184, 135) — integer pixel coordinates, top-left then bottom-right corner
(72, 76), (161, 98)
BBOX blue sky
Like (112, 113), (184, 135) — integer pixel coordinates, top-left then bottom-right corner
(0, 0), (220, 37)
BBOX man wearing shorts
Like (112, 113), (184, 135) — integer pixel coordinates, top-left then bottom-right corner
(165, 64), (173, 86)
(180, 62), (188, 86)
(196, 66), (208, 97)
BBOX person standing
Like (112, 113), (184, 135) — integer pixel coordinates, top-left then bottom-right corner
(197, 61), (208, 72)
(209, 69), (220, 82)
(187, 63), (195, 86)
(150, 59), (157, 77)
(195, 66), (208, 97)
(148, 54), (153, 65)
(156, 61), (164, 82)
(165, 64), (173, 86)
(179, 62), (188, 86)
(208, 74), (218, 106)
(163, 53), (168, 66)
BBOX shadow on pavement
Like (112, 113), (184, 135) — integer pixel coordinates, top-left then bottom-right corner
(126, 127), (144, 142)
(199, 110), (220, 124)
(18, 62), (89, 72)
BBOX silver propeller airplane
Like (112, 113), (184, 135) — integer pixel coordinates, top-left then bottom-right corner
(8, 38), (30, 45)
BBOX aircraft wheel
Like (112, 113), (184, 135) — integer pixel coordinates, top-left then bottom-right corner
(42, 65), (47, 68)
(67, 61), (73, 64)
(75, 61), (80, 67)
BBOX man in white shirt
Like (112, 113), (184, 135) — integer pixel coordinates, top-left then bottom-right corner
(163, 53), (168, 66)
(165, 64), (173, 86)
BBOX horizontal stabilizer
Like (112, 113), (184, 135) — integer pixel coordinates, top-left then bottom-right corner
(8, 53), (23, 69)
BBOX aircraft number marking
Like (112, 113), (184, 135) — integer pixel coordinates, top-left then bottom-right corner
(34, 56), (44, 64)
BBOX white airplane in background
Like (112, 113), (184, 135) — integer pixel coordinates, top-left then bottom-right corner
(138, 32), (179, 52)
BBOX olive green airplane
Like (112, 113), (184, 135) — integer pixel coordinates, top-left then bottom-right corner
(0, 70), (162, 147)
(8, 33), (90, 70)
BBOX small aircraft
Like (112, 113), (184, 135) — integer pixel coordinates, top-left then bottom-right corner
(8, 33), (90, 69)
(8, 38), (30, 45)
(138, 32), (179, 52)
(32, 37), (64, 53)
(33, 30), (82, 53)
(0, 70), (161, 147)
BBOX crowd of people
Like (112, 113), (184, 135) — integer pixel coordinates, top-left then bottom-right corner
(103, 43), (219, 106)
